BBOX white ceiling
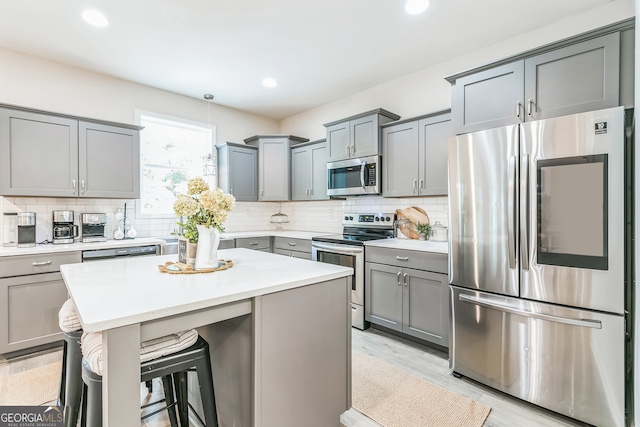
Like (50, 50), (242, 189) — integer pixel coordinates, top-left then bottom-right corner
(0, 0), (618, 119)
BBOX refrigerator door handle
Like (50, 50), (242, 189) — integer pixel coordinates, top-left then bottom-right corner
(508, 155), (517, 269)
(520, 154), (530, 271)
(459, 294), (602, 329)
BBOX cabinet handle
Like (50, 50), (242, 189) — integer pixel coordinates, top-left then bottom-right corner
(419, 179), (424, 190)
(397, 271), (401, 285)
(250, 242), (259, 246)
(346, 146), (350, 157)
(403, 273), (408, 286)
(32, 261), (52, 266)
(412, 179), (417, 193)
(230, 188), (233, 194)
(288, 242), (296, 246)
(260, 189), (263, 197)
(527, 98), (533, 117)
(351, 145), (355, 155)
(72, 180), (77, 194)
(396, 256), (409, 261)
(80, 180), (85, 194)
(516, 101), (521, 119)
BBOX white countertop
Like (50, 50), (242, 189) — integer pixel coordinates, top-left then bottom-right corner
(60, 248), (352, 332)
(222, 230), (331, 240)
(364, 238), (449, 254)
(0, 237), (166, 257)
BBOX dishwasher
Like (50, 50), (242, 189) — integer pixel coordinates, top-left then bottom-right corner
(82, 245), (159, 261)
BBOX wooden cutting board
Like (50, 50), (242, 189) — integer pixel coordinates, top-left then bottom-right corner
(395, 207), (429, 240)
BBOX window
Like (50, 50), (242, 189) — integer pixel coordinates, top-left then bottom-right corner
(136, 111), (216, 216)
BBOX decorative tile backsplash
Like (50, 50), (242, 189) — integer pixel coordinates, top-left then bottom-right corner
(0, 195), (448, 242)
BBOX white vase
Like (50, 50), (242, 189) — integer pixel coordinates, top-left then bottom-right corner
(194, 225), (220, 270)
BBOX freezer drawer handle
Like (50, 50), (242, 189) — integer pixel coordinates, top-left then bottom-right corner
(396, 256), (409, 261)
(32, 261), (52, 266)
(459, 294), (602, 329)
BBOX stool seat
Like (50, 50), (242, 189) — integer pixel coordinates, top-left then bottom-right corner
(81, 336), (218, 427)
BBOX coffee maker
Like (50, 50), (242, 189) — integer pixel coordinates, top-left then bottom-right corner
(17, 212), (36, 248)
(52, 210), (78, 244)
(81, 213), (107, 243)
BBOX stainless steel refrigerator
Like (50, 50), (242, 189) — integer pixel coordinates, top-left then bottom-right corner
(448, 106), (630, 427)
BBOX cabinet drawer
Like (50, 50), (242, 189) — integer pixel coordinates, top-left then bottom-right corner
(274, 248), (312, 260)
(235, 236), (272, 251)
(365, 247), (447, 274)
(0, 251), (82, 278)
(274, 237), (311, 253)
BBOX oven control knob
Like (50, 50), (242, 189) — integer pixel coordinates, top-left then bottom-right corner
(375, 217), (379, 221)
(386, 216), (391, 222)
(349, 216), (354, 220)
(344, 216), (349, 221)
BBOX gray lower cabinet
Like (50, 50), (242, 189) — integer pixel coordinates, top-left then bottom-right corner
(0, 106), (141, 198)
(382, 110), (452, 197)
(235, 236), (272, 252)
(291, 139), (329, 201)
(245, 135), (309, 201)
(324, 109), (400, 162)
(216, 142), (258, 201)
(450, 31), (623, 134)
(365, 247), (448, 347)
(273, 237), (312, 260)
(0, 251), (82, 354)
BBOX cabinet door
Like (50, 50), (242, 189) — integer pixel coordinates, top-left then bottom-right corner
(326, 122), (350, 162)
(382, 121), (419, 197)
(0, 108), (78, 197)
(350, 114), (379, 158)
(79, 122), (140, 198)
(291, 146), (311, 201)
(452, 61), (524, 135)
(524, 32), (620, 121)
(402, 268), (449, 347)
(365, 263), (402, 332)
(0, 272), (67, 354)
(259, 138), (289, 201)
(229, 145), (258, 201)
(418, 115), (452, 196)
(309, 142), (329, 200)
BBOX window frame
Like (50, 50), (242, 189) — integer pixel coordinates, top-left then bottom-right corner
(135, 109), (217, 219)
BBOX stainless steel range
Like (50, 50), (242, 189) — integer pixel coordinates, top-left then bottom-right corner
(312, 213), (395, 330)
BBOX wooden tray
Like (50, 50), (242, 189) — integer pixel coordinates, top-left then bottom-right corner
(158, 260), (233, 274)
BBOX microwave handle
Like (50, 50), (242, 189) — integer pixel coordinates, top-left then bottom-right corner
(360, 163), (366, 190)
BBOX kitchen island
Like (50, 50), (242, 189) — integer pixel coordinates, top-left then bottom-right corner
(60, 248), (353, 426)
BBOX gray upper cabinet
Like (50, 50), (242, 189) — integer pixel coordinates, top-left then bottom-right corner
(245, 135), (309, 201)
(79, 122), (140, 199)
(291, 139), (329, 201)
(0, 105), (141, 198)
(0, 108), (79, 197)
(216, 141), (258, 201)
(324, 109), (400, 162)
(382, 110), (452, 197)
(450, 31), (624, 134)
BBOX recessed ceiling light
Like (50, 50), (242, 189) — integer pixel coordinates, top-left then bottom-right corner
(82, 9), (109, 27)
(262, 78), (278, 88)
(405, 0), (430, 15)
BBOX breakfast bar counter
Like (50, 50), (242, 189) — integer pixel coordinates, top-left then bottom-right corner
(60, 248), (353, 426)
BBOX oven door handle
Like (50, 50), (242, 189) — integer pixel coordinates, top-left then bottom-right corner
(360, 163), (366, 191)
(312, 242), (363, 255)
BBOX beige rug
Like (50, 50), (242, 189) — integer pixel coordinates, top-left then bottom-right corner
(352, 351), (491, 427)
(0, 361), (61, 406)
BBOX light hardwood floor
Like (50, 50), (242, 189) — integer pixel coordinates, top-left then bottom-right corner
(2, 328), (593, 427)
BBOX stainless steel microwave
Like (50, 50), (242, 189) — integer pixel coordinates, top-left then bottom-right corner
(327, 155), (380, 196)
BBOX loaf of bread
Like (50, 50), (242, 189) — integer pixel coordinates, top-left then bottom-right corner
(395, 207), (430, 240)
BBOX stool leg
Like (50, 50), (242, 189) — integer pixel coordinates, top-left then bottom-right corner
(58, 340), (68, 406)
(84, 375), (102, 427)
(64, 334), (83, 427)
(161, 376), (179, 427)
(145, 379), (153, 393)
(173, 371), (189, 427)
(195, 354), (218, 427)
(80, 383), (88, 427)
